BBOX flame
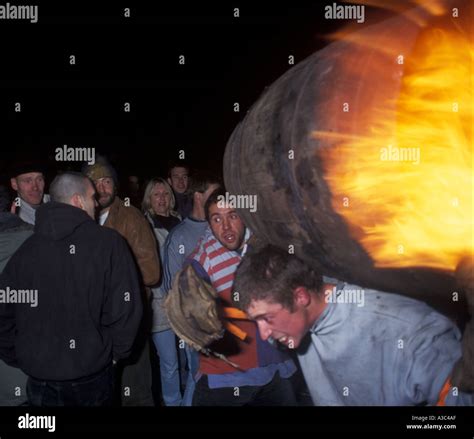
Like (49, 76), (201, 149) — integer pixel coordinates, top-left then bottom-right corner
(314, 19), (473, 270)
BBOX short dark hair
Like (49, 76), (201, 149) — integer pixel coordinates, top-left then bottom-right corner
(188, 171), (221, 195)
(204, 187), (227, 222)
(50, 172), (91, 204)
(233, 244), (323, 312)
(167, 160), (190, 178)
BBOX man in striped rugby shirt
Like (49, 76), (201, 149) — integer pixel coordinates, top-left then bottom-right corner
(187, 188), (297, 406)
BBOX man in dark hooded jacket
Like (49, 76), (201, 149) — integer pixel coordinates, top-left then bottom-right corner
(0, 172), (142, 406)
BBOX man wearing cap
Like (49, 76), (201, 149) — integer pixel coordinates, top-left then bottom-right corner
(83, 158), (160, 406)
(10, 162), (50, 225)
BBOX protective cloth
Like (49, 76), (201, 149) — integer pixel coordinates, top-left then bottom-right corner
(165, 265), (248, 369)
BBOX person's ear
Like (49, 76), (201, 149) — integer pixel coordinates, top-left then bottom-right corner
(10, 178), (18, 192)
(71, 194), (84, 210)
(294, 286), (311, 307)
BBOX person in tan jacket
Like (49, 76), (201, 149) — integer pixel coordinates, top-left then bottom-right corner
(83, 159), (160, 406)
(102, 196), (160, 287)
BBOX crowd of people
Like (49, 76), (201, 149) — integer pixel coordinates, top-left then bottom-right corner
(0, 155), (472, 407)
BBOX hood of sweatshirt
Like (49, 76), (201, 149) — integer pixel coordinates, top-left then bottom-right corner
(34, 201), (93, 241)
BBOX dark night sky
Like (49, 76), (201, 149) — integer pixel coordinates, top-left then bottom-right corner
(0, 1), (387, 185)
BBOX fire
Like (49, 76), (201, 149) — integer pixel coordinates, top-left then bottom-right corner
(314, 16), (473, 270)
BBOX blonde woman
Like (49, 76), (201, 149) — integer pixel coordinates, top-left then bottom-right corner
(142, 178), (181, 247)
(142, 178), (182, 405)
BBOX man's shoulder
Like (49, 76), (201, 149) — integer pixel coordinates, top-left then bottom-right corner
(191, 229), (216, 256)
(115, 198), (143, 216)
(0, 227), (35, 263)
(166, 218), (186, 238)
(97, 222), (124, 239)
(351, 286), (453, 329)
(82, 218), (126, 245)
(167, 218), (207, 242)
(361, 287), (430, 310)
(112, 198), (148, 225)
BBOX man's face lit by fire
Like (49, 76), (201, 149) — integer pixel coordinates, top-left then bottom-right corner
(208, 203), (245, 251)
(246, 289), (314, 349)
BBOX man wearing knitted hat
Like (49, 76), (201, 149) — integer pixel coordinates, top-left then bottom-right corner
(83, 157), (160, 406)
(83, 161), (117, 225)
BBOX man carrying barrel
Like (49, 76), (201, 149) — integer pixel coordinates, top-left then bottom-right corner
(233, 245), (474, 406)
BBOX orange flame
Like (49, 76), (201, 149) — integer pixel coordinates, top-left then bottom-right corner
(314, 18), (473, 270)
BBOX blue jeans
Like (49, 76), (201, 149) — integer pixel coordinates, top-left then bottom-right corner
(152, 330), (182, 406)
(178, 343), (188, 388)
(27, 364), (114, 407)
(181, 345), (199, 406)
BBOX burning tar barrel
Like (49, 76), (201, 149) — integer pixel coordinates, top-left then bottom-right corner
(224, 1), (473, 321)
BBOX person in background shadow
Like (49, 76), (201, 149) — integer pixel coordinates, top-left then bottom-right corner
(167, 161), (192, 219)
(0, 185), (32, 406)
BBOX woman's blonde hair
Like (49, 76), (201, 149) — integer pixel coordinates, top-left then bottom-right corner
(142, 177), (177, 216)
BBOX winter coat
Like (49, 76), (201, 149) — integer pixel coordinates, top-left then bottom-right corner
(0, 202), (143, 381)
(0, 213), (32, 405)
(103, 197), (160, 287)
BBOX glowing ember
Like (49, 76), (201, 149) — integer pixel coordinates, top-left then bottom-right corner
(314, 20), (473, 270)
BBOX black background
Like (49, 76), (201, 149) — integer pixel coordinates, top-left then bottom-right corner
(0, 0), (392, 184)
(0, 406), (473, 434)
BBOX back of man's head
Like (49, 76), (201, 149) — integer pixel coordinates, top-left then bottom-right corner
(188, 172), (221, 195)
(204, 187), (227, 221)
(233, 244), (323, 312)
(50, 172), (90, 204)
